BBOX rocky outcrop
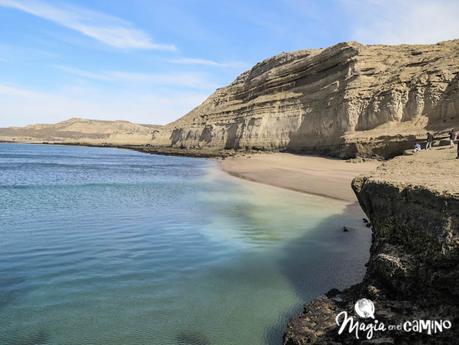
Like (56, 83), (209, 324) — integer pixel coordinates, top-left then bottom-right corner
(0, 118), (161, 145)
(152, 40), (459, 158)
(283, 149), (459, 344)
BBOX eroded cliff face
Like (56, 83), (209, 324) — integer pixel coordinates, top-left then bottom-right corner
(2, 40), (458, 158)
(284, 149), (459, 344)
(153, 40), (459, 158)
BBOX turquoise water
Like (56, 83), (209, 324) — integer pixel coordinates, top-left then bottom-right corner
(0, 143), (370, 345)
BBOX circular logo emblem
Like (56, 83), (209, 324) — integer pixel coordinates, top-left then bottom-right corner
(354, 298), (375, 319)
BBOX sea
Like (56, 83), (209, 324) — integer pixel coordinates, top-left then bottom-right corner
(0, 143), (370, 345)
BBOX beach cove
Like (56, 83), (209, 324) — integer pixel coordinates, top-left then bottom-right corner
(0, 143), (374, 345)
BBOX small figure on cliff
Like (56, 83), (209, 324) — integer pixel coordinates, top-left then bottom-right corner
(455, 132), (459, 159)
(449, 129), (456, 148)
(414, 143), (421, 153)
(426, 132), (434, 150)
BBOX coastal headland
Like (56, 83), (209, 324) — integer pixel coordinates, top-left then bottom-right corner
(1, 38), (458, 344)
(2, 39), (459, 160)
(217, 147), (458, 344)
(284, 147), (459, 344)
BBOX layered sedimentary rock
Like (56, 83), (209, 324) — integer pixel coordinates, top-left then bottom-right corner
(0, 118), (161, 145)
(284, 149), (459, 344)
(3, 40), (458, 158)
(152, 40), (459, 158)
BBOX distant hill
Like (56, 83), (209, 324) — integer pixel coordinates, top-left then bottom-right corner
(0, 117), (162, 145)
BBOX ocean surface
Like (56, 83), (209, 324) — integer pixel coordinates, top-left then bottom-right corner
(0, 143), (371, 345)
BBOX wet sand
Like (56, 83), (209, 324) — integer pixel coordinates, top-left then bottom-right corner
(219, 153), (380, 202)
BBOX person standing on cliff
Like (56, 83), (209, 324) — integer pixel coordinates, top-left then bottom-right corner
(426, 132), (434, 150)
(449, 129), (456, 148)
(455, 132), (459, 159)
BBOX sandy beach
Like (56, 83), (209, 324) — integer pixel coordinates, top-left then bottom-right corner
(219, 153), (380, 202)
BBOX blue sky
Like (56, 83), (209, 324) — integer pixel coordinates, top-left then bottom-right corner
(0, 0), (458, 127)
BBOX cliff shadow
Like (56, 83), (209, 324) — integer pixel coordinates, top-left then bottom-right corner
(264, 202), (372, 345)
(225, 122), (244, 150)
(427, 73), (459, 131)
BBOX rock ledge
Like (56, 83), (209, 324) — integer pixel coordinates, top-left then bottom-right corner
(284, 149), (459, 344)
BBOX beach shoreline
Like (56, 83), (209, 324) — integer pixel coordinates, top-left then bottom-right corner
(1, 142), (381, 202)
(219, 153), (380, 202)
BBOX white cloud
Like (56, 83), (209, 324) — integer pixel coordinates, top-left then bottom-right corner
(167, 57), (248, 69)
(343, 0), (459, 44)
(0, 0), (176, 50)
(0, 83), (207, 127)
(54, 66), (112, 81)
(54, 65), (217, 89)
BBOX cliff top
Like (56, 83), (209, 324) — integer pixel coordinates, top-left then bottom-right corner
(368, 147), (459, 196)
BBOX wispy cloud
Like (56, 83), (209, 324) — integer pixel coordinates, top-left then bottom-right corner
(54, 66), (113, 82)
(342, 0), (459, 44)
(0, 0), (176, 50)
(55, 65), (217, 89)
(167, 57), (248, 69)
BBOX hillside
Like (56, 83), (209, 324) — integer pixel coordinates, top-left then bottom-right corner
(151, 39), (459, 158)
(1, 39), (458, 158)
(0, 118), (161, 146)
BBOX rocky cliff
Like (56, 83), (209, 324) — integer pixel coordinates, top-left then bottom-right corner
(284, 148), (459, 344)
(152, 40), (459, 158)
(3, 40), (458, 158)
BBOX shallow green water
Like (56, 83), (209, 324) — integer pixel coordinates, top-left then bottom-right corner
(0, 143), (370, 345)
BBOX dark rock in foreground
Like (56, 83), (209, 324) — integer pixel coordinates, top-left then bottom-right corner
(284, 150), (459, 344)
